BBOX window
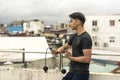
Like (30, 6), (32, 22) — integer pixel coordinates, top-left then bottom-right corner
(92, 36), (97, 41)
(61, 23), (64, 29)
(92, 20), (97, 26)
(110, 20), (115, 26)
(92, 36), (99, 46)
(26, 24), (30, 28)
(109, 37), (115, 43)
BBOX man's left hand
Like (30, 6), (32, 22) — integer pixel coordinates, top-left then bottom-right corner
(65, 50), (71, 60)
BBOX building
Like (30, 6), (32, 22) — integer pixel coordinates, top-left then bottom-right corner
(50, 23), (69, 30)
(23, 19), (45, 35)
(44, 23), (70, 37)
(7, 25), (23, 34)
(84, 14), (120, 50)
(0, 24), (7, 36)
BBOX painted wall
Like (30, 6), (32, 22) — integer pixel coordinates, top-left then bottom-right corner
(7, 25), (23, 33)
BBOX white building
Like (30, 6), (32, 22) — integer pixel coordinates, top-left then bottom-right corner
(23, 19), (44, 35)
(84, 14), (120, 50)
(50, 23), (69, 30)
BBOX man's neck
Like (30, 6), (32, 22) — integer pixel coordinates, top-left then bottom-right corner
(76, 26), (85, 35)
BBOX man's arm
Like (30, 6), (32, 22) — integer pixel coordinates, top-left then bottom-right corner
(51, 43), (70, 55)
(65, 49), (92, 63)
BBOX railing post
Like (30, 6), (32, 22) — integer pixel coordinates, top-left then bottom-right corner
(22, 48), (27, 68)
(59, 53), (62, 70)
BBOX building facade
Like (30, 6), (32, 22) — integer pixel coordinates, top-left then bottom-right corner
(85, 15), (120, 49)
(23, 19), (45, 35)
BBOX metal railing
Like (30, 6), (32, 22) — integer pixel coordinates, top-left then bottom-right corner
(0, 48), (51, 68)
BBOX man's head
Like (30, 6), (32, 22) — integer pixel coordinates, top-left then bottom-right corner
(69, 12), (86, 24)
(69, 12), (86, 30)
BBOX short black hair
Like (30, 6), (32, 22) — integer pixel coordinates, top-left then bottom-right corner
(69, 12), (86, 24)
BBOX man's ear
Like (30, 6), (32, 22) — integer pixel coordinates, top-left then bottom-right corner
(76, 19), (83, 26)
(75, 19), (80, 25)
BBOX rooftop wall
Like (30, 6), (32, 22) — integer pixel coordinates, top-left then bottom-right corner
(0, 67), (119, 80)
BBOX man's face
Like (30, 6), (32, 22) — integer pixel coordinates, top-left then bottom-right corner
(69, 18), (81, 30)
(69, 18), (76, 30)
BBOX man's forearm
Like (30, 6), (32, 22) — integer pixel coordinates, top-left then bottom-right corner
(57, 46), (66, 53)
(57, 43), (69, 54)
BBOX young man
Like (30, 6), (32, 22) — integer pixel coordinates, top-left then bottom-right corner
(51, 12), (92, 80)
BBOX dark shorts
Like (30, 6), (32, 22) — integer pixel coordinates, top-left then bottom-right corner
(62, 72), (89, 80)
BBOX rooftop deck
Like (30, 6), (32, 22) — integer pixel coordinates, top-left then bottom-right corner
(0, 37), (119, 80)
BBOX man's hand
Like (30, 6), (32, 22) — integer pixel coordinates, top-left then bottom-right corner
(51, 48), (58, 55)
(64, 50), (72, 60)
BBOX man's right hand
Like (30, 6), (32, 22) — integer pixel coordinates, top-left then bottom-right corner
(51, 48), (58, 55)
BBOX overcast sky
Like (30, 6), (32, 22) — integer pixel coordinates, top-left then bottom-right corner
(0, 0), (120, 25)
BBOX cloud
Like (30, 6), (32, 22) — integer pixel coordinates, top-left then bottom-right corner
(0, 0), (120, 25)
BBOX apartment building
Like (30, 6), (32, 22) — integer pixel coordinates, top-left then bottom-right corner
(23, 19), (45, 35)
(84, 14), (120, 49)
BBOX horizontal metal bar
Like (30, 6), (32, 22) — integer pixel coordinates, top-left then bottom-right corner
(0, 48), (23, 50)
(0, 50), (51, 54)
(92, 53), (120, 56)
(0, 50), (119, 56)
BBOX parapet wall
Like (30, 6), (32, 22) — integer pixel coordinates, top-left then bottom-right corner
(0, 67), (120, 80)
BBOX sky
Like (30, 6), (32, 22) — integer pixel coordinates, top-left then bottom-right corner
(0, 0), (120, 25)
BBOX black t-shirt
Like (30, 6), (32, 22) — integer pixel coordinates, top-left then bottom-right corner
(67, 31), (92, 72)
